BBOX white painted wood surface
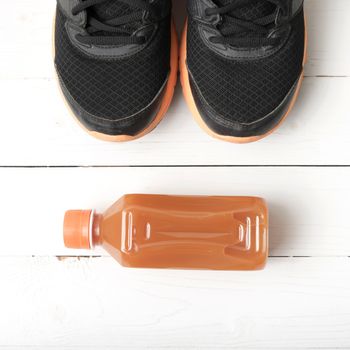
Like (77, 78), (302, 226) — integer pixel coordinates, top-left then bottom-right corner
(0, 167), (350, 257)
(1, 0), (350, 166)
(1, 257), (350, 349)
(1, 0), (350, 348)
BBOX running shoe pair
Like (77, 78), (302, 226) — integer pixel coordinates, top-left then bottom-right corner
(54, 0), (306, 143)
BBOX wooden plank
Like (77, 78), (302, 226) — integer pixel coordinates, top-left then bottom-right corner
(0, 167), (349, 257)
(305, 0), (350, 77)
(1, 77), (350, 166)
(3, 0), (350, 166)
(5, 0), (350, 79)
(0, 256), (349, 348)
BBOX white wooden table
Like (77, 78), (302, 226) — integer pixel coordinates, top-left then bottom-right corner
(1, 0), (350, 348)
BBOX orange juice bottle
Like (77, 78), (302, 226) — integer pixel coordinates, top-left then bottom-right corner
(64, 195), (268, 270)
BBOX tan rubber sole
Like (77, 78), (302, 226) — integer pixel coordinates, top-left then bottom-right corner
(53, 17), (179, 142)
(180, 19), (308, 144)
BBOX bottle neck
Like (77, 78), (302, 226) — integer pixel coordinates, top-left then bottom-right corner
(90, 213), (102, 248)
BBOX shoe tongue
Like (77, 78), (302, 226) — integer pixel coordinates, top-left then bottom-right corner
(91, 0), (137, 21)
(89, 0), (143, 35)
(214, 0), (276, 21)
(214, 0), (276, 42)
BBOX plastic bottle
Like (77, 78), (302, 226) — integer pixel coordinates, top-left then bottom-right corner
(63, 194), (268, 270)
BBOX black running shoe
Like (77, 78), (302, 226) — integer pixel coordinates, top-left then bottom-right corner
(54, 0), (178, 141)
(181, 0), (306, 143)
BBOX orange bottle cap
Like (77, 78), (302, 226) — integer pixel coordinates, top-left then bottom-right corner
(63, 210), (93, 249)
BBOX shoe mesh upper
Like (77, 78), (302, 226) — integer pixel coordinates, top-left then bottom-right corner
(187, 9), (305, 124)
(54, 8), (170, 120)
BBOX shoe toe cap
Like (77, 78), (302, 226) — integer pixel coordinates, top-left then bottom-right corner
(189, 74), (302, 139)
(58, 72), (168, 137)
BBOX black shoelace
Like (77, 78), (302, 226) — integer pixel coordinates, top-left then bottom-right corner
(205, 0), (289, 47)
(72, 0), (157, 45)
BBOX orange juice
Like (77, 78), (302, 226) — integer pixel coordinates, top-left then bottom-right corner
(64, 195), (268, 270)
